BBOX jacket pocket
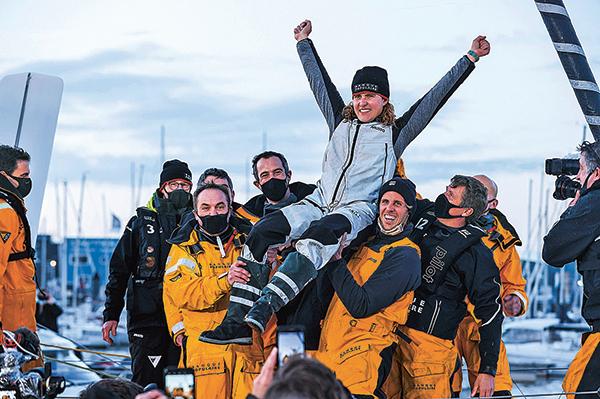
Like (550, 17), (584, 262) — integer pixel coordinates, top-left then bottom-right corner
(404, 360), (446, 378)
(128, 279), (161, 315)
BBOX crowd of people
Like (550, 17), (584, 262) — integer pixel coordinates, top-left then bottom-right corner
(2, 16), (598, 399)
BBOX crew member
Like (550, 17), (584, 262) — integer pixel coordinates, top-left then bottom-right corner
(196, 167), (253, 222)
(201, 20), (491, 345)
(238, 151), (316, 223)
(0, 144), (42, 371)
(165, 167), (277, 366)
(102, 160), (193, 388)
(316, 177), (421, 399)
(451, 175), (528, 397)
(387, 175), (503, 399)
(162, 183), (263, 399)
(543, 141), (600, 399)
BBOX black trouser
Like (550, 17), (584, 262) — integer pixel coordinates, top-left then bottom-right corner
(245, 208), (351, 268)
(128, 327), (180, 389)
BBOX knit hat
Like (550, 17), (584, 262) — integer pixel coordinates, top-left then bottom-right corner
(352, 66), (390, 100)
(378, 177), (417, 212)
(159, 159), (192, 189)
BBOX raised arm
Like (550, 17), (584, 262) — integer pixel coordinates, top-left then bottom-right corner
(392, 36), (491, 157)
(295, 20), (346, 137)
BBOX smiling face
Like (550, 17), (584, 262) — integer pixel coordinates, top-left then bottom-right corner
(352, 92), (387, 123)
(379, 191), (410, 231)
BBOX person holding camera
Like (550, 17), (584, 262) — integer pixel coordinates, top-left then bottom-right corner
(543, 140), (600, 398)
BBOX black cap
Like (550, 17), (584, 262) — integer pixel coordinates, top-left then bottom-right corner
(352, 66), (390, 100)
(159, 159), (192, 189)
(378, 177), (417, 211)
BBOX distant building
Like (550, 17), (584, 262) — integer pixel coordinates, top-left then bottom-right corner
(35, 235), (118, 307)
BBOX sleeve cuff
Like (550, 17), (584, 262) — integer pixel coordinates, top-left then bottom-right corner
(217, 272), (232, 291)
(478, 365), (496, 376)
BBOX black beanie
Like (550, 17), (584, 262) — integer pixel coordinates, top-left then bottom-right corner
(378, 177), (417, 211)
(352, 66), (390, 100)
(159, 159), (192, 189)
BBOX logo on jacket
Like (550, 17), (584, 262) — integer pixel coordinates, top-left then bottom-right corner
(422, 246), (448, 284)
(148, 355), (162, 368)
(369, 125), (385, 132)
(146, 256), (156, 268)
(0, 231), (10, 243)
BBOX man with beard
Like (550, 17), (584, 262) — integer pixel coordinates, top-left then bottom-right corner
(102, 160), (193, 388)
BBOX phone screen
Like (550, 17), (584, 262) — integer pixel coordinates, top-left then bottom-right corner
(277, 327), (305, 366)
(164, 368), (195, 399)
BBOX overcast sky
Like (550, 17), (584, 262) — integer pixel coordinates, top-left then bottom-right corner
(2, 0), (599, 258)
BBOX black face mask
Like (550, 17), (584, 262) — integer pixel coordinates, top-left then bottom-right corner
(261, 177), (288, 202)
(167, 189), (191, 210)
(199, 214), (229, 235)
(434, 193), (463, 219)
(8, 174), (32, 198)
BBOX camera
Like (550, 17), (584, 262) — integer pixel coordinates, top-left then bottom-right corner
(277, 325), (306, 367)
(0, 329), (65, 399)
(545, 158), (581, 200)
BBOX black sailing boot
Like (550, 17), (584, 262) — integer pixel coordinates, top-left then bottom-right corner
(199, 257), (271, 345)
(244, 252), (317, 333)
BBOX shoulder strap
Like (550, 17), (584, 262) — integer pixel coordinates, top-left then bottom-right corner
(1, 191), (35, 262)
(409, 210), (437, 245)
(420, 224), (486, 292)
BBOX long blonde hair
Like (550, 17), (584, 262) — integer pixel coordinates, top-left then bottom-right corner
(342, 101), (396, 126)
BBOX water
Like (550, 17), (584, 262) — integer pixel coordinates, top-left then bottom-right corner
(459, 372), (567, 398)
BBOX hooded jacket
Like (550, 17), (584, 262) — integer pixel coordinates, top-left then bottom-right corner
(103, 191), (192, 331)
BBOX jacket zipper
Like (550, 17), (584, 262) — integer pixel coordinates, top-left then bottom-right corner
(381, 143), (388, 186)
(331, 124), (361, 206)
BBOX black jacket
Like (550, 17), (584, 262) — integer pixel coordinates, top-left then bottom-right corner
(103, 192), (191, 331)
(406, 199), (503, 376)
(543, 180), (600, 329)
(241, 182), (316, 219)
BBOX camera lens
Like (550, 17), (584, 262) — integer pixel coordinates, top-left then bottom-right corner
(553, 175), (581, 200)
(545, 158), (580, 176)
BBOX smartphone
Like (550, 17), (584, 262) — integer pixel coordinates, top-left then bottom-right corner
(164, 367), (195, 399)
(277, 325), (306, 366)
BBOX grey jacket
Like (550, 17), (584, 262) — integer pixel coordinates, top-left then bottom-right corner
(297, 38), (475, 211)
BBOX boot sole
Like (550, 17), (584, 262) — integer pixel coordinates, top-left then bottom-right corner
(198, 336), (253, 345)
(244, 316), (266, 334)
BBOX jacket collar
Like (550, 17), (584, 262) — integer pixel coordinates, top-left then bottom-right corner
(0, 174), (23, 203)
